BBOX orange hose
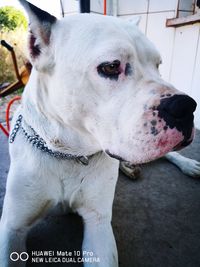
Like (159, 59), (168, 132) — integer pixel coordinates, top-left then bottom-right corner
(104, 0), (107, 15)
(0, 123), (9, 137)
(6, 96), (21, 132)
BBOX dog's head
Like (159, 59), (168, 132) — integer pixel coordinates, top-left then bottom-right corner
(21, 0), (197, 164)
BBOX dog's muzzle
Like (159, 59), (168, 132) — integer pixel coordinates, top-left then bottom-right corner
(157, 94), (197, 149)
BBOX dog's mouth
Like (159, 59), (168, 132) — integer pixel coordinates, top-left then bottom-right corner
(105, 126), (195, 164)
(173, 127), (195, 151)
(173, 140), (192, 151)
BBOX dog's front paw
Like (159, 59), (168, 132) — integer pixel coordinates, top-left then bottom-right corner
(119, 161), (141, 180)
(179, 158), (200, 178)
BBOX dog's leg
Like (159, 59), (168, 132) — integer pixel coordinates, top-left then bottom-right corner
(81, 216), (118, 267)
(0, 218), (29, 267)
(119, 161), (141, 180)
(0, 169), (55, 267)
(73, 158), (119, 267)
(165, 151), (200, 177)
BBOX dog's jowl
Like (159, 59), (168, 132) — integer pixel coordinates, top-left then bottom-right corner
(0, 0), (197, 266)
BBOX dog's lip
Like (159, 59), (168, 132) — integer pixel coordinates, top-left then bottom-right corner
(173, 127), (195, 151)
(173, 138), (193, 151)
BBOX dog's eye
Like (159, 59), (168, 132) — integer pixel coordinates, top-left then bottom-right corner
(97, 60), (121, 79)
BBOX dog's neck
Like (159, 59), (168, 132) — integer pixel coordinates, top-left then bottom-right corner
(21, 69), (102, 157)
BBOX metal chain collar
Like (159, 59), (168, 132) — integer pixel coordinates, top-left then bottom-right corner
(9, 115), (89, 165)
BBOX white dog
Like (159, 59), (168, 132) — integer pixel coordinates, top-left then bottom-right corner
(0, 1), (197, 266)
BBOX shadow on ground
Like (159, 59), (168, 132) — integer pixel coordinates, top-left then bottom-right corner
(0, 130), (200, 267)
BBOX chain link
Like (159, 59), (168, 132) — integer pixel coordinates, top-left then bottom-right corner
(9, 115), (89, 165)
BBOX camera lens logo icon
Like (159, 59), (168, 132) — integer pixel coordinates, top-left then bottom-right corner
(10, 252), (29, 262)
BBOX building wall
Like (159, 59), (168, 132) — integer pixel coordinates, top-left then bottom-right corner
(62, 0), (200, 129)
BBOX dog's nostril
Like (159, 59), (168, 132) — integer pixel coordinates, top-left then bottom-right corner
(158, 94), (197, 119)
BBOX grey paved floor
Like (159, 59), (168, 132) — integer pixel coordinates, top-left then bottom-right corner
(0, 130), (200, 267)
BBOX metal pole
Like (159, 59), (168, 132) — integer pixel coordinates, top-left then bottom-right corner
(112, 0), (118, 16)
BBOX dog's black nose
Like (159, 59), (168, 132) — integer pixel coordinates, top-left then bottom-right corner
(160, 94), (197, 119)
(158, 94), (197, 140)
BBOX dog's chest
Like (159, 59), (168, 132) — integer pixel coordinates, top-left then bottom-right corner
(39, 152), (119, 209)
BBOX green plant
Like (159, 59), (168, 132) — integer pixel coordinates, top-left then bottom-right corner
(0, 6), (28, 85)
(0, 6), (27, 31)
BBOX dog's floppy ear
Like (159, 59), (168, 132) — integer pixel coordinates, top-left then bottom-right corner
(19, 0), (57, 71)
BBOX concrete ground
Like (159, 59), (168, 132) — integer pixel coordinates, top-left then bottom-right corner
(0, 130), (200, 267)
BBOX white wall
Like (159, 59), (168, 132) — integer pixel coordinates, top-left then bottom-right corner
(61, 0), (200, 129)
(60, 0), (79, 15)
